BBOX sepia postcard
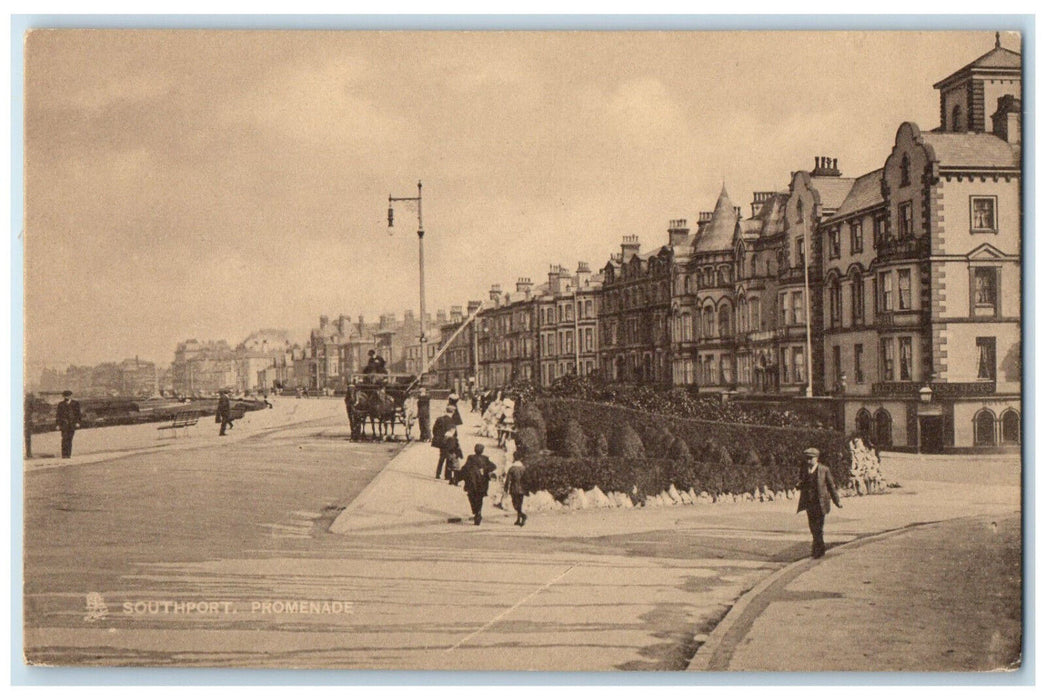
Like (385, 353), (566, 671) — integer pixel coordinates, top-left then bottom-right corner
(20, 27), (1024, 672)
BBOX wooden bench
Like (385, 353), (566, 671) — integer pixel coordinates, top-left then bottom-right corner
(157, 411), (200, 438)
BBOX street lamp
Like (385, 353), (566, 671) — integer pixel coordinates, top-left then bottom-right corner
(387, 181), (427, 379)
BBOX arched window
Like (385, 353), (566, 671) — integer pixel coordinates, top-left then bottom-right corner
(952, 104), (964, 132)
(850, 271), (864, 327)
(856, 409), (872, 438)
(703, 306), (716, 338)
(900, 153), (911, 187)
(1001, 410), (1021, 444)
(680, 313), (693, 342)
(874, 409), (893, 448)
(974, 409), (996, 447)
(718, 304), (732, 337)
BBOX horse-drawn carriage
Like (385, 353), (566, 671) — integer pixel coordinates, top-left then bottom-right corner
(345, 373), (419, 441)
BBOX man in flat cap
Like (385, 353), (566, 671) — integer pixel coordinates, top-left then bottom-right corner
(796, 447), (842, 559)
(55, 390), (81, 458)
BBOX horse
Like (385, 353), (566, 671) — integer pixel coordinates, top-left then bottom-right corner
(349, 385), (400, 440)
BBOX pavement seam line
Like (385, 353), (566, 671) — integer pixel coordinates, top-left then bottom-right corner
(686, 515), (1003, 672)
(444, 564), (576, 653)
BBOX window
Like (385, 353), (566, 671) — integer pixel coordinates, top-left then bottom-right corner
(972, 268), (999, 317)
(1001, 410), (1021, 444)
(971, 196), (997, 232)
(900, 153), (911, 187)
(703, 307), (715, 337)
(794, 347), (806, 384)
(851, 274), (865, 326)
(850, 221), (863, 254)
(879, 271), (893, 311)
(873, 214), (887, 246)
(976, 337), (996, 380)
(781, 348), (792, 384)
(880, 338), (895, 381)
(796, 237), (805, 266)
(829, 279), (842, 326)
(797, 199), (805, 223)
(718, 305), (731, 337)
(793, 291), (805, 325)
(898, 201), (913, 237)
(897, 269), (912, 310)
(974, 409), (996, 447)
(828, 228), (841, 259)
(898, 336), (913, 380)
(779, 294), (788, 326)
(854, 344), (865, 383)
(832, 345), (842, 387)
(952, 104), (964, 132)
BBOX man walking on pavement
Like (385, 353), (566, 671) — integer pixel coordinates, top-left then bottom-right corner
(55, 390), (81, 458)
(461, 444), (498, 525)
(504, 459), (527, 526)
(432, 405), (458, 480)
(797, 447), (842, 558)
(217, 389), (234, 436)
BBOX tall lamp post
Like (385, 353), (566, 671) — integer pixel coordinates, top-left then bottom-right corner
(387, 181), (427, 379)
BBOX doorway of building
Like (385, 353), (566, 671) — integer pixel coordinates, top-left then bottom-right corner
(919, 415), (944, 454)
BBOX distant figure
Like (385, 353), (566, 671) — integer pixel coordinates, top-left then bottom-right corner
(504, 459), (528, 526)
(448, 391), (463, 426)
(403, 392), (419, 441)
(796, 447), (842, 559)
(417, 388), (432, 441)
(55, 390), (81, 458)
(444, 430), (465, 485)
(461, 444), (498, 526)
(263, 391), (273, 409)
(24, 392), (35, 459)
(363, 350), (388, 378)
(217, 389), (234, 436)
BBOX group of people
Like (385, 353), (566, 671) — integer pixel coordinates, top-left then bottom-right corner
(430, 395), (527, 527)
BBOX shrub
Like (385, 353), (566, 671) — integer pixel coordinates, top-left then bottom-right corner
(667, 436), (693, 462)
(608, 421), (645, 458)
(515, 426), (543, 458)
(514, 401), (547, 450)
(561, 419), (587, 458)
(591, 432), (609, 458)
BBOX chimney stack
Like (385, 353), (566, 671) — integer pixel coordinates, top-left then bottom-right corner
(621, 235), (641, 261)
(668, 219), (690, 246)
(489, 283), (502, 307)
(992, 95), (1021, 145)
(516, 277), (534, 298)
(750, 191), (775, 217)
(698, 211), (713, 224)
(450, 306), (463, 323)
(812, 156), (841, 177)
(466, 300), (482, 316)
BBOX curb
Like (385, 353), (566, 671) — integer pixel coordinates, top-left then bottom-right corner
(687, 517), (973, 671)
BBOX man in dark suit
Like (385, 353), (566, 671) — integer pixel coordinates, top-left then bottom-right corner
(55, 390), (81, 458)
(431, 405), (458, 480)
(461, 444), (498, 525)
(217, 389), (234, 436)
(417, 388), (431, 440)
(797, 447), (843, 558)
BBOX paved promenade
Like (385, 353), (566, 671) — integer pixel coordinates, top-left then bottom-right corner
(21, 398), (1022, 670)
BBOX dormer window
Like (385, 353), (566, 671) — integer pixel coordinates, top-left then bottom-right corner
(900, 153), (911, 187)
(952, 104), (964, 132)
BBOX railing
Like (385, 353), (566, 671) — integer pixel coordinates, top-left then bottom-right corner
(874, 309), (929, 329)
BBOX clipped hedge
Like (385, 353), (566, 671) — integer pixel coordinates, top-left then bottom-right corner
(520, 397), (848, 498)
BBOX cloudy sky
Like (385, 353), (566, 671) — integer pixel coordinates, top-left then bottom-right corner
(23, 29), (1012, 370)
